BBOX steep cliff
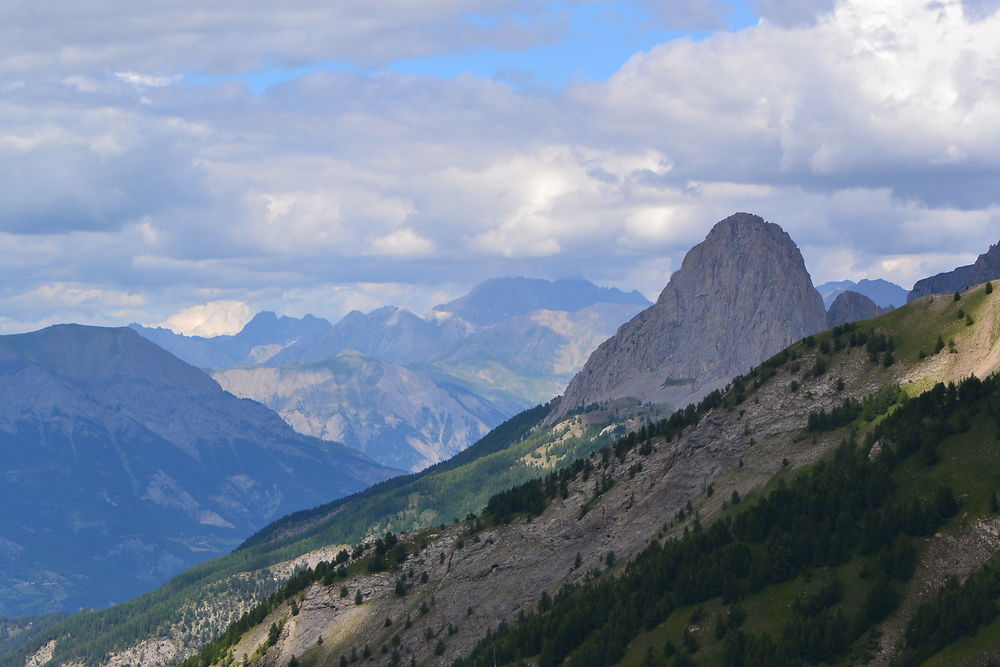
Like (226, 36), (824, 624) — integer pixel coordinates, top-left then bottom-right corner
(554, 213), (827, 418)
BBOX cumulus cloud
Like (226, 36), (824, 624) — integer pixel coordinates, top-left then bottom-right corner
(159, 300), (255, 336)
(3, 0), (1000, 331)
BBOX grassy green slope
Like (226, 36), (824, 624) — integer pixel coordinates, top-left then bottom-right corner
(459, 377), (1000, 666)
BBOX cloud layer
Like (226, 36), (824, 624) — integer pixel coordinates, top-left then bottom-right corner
(2, 0), (999, 333)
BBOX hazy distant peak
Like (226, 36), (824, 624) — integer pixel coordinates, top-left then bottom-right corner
(815, 278), (907, 309)
(433, 276), (651, 326)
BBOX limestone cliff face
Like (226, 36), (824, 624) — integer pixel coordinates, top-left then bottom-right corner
(826, 290), (887, 328)
(908, 242), (1000, 302)
(554, 213), (826, 418)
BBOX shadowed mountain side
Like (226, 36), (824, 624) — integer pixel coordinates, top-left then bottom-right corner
(827, 290), (890, 328)
(0, 325), (396, 615)
(553, 213), (827, 420)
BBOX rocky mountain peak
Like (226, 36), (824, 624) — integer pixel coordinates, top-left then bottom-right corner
(553, 212), (827, 418)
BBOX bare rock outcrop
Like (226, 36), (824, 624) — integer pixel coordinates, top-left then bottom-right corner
(908, 241), (1000, 302)
(826, 290), (888, 328)
(552, 212), (827, 419)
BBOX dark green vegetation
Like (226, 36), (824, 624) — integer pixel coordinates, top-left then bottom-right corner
(0, 613), (66, 655)
(897, 555), (1000, 666)
(459, 375), (1000, 666)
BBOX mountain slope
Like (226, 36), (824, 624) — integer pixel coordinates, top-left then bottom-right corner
(555, 212), (827, 419)
(131, 311), (331, 368)
(432, 277), (650, 326)
(183, 280), (1000, 667)
(213, 351), (520, 472)
(14, 280), (1000, 666)
(0, 325), (395, 616)
(908, 240), (1000, 302)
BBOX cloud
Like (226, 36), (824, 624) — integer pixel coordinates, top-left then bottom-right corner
(370, 228), (435, 257)
(0, 1), (568, 78)
(2, 0), (1000, 332)
(753, 0), (837, 27)
(159, 300), (255, 336)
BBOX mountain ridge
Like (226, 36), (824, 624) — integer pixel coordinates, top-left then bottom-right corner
(0, 325), (396, 616)
(908, 240), (1000, 302)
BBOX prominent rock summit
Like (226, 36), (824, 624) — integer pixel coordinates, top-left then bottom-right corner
(908, 241), (1000, 302)
(554, 213), (827, 418)
(826, 290), (886, 328)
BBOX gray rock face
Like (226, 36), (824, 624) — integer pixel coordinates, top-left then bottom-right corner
(553, 213), (827, 418)
(908, 242), (1000, 302)
(826, 290), (887, 328)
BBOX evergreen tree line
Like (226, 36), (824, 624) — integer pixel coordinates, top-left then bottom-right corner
(457, 374), (997, 667)
(894, 556), (1000, 665)
(807, 384), (904, 432)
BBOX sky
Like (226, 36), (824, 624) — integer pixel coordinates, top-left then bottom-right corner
(2, 0), (1000, 336)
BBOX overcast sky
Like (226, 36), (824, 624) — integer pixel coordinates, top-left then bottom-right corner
(2, 0), (999, 335)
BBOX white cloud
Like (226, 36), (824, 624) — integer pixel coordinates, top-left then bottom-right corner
(159, 300), (254, 336)
(1, 0), (1000, 331)
(370, 228), (434, 257)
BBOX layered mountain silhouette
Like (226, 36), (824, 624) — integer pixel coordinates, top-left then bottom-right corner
(908, 240), (1000, 301)
(554, 213), (827, 418)
(826, 290), (889, 328)
(130, 311), (331, 368)
(432, 277), (649, 326)
(0, 325), (396, 615)
(815, 278), (907, 309)
(130, 280), (649, 472)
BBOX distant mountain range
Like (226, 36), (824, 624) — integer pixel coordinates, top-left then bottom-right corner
(130, 311), (332, 368)
(0, 325), (396, 616)
(19, 214), (1000, 666)
(815, 278), (908, 308)
(132, 278), (651, 472)
(432, 277), (649, 326)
